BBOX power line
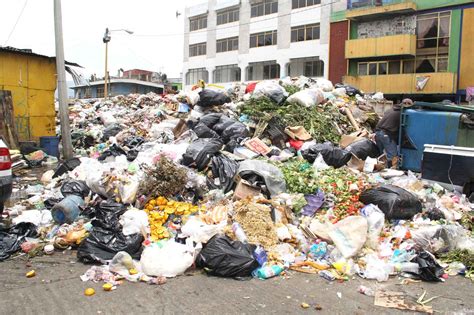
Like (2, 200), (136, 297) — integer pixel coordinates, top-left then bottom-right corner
(3, 0), (29, 46)
(129, 1), (339, 38)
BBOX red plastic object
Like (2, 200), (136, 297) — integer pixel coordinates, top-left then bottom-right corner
(289, 139), (304, 150)
(245, 82), (258, 94)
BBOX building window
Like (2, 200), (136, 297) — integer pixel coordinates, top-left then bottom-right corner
(250, 30), (277, 48)
(303, 60), (324, 77)
(84, 87), (92, 98)
(186, 68), (208, 85)
(96, 86), (104, 98)
(190, 15), (207, 31)
(378, 62), (388, 75)
(189, 42), (207, 57)
(217, 7), (239, 25)
(216, 37), (239, 53)
(292, 0), (321, 9)
(417, 11), (450, 55)
(214, 65), (241, 83)
(247, 61), (280, 80)
(403, 60), (415, 74)
(251, 0), (278, 18)
(291, 23), (320, 42)
(358, 63), (368, 76)
(388, 61), (401, 74)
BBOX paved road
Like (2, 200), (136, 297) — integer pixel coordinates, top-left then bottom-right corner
(1, 250), (472, 314)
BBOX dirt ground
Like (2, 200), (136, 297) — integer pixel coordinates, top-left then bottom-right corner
(0, 250), (473, 315)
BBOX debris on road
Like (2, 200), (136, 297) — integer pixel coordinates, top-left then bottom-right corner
(1, 76), (473, 298)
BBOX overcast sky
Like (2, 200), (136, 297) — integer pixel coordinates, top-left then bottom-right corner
(1, 0), (204, 80)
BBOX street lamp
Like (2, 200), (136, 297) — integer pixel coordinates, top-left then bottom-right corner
(102, 28), (133, 99)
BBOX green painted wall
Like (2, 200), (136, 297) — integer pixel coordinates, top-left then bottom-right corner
(448, 9), (462, 73)
(414, 0), (473, 11)
(350, 21), (358, 40)
(331, 10), (346, 22)
(348, 60), (358, 76)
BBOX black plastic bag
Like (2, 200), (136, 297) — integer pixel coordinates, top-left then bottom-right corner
(195, 234), (259, 278)
(221, 122), (249, 144)
(61, 179), (90, 198)
(77, 226), (144, 263)
(411, 251), (444, 282)
(346, 139), (380, 160)
(334, 83), (362, 96)
(44, 198), (61, 210)
(359, 185), (422, 220)
(0, 222), (38, 261)
(98, 144), (126, 161)
(53, 157), (82, 178)
(181, 138), (223, 171)
(92, 200), (127, 232)
(102, 123), (122, 140)
(199, 113), (223, 128)
(197, 89), (231, 107)
(213, 116), (235, 134)
(206, 154), (239, 193)
(301, 142), (351, 168)
(126, 149), (138, 162)
(193, 122), (220, 139)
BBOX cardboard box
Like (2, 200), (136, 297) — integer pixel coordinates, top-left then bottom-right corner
(339, 130), (369, 148)
(233, 179), (261, 200)
(245, 138), (272, 155)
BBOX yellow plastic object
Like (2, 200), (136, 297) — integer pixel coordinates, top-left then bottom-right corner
(26, 270), (36, 278)
(84, 288), (95, 296)
(129, 268), (138, 275)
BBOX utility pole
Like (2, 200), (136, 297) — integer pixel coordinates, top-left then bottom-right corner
(53, 0), (73, 159)
(103, 28), (111, 99)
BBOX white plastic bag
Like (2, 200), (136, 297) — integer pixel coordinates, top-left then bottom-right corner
(118, 178), (140, 204)
(276, 225), (292, 241)
(185, 90), (200, 105)
(253, 81), (288, 104)
(313, 153), (330, 170)
(287, 88), (324, 107)
(99, 111), (117, 126)
(120, 209), (149, 237)
(359, 253), (391, 282)
(140, 239), (199, 277)
(360, 204), (385, 250)
(328, 216), (368, 258)
(181, 216), (225, 243)
(315, 78), (334, 92)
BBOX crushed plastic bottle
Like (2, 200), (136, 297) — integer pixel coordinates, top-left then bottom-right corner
(358, 285), (375, 296)
(254, 265), (284, 280)
(232, 222), (248, 243)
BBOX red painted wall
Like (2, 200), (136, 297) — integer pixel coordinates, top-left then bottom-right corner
(329, 20), (349, 85)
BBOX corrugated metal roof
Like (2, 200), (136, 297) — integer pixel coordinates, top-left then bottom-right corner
(0, 46), (82, 67)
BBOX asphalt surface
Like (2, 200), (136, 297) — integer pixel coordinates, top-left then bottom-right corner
(1, 250), (473, 315)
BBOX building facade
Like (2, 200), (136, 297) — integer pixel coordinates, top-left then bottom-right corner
(0, 47), (58, 142)
(72, 79), (164, 99)
(329, 0), (474, 101)
(183, 0), (346, 89)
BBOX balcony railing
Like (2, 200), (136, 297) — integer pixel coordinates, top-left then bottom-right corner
(346, 0), (416, 19)
(348, 0), (406, 10)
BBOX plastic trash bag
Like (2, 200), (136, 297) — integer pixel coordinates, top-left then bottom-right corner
(328, 216), (368, 258)
(301, 190), (325, 217)
(0, 222), (38, 261)
(181, 138), (224, 171)
(140, 239), (198, 277)
(237, 159), (286, 197)
(253, 81), (288, 104)
(359, 185), (422, 220)
(77, 226), (144, 264)
(197, 89), (231, 107)
(411, 224), (474, 254)
(314, 78), (334, 92)
(346, 139), (381, 160)
(301, 142), (351, 169)
(193, 122), (220, 139)
(53, 157), (81, 178)
(181, 216), (226, 243)
(199, 113), (223, 128)
(334, 83), (362, 96)
(213, 115), (235, 134)
(287, 88), (325, 107)
(60, 179), (90, 198)
(102, 123), (122, 140)
(109, 251), (136, 275)
(92, 200), (128, 232)
(195, 234), (259, 278)
(360, 204), (385, 250)
(206, 154), (239, 193)
(359, 253), (392, 282)
(412, 251), (444, 282)
(120, 209), (149, 237)
(99, 111), (117, 126)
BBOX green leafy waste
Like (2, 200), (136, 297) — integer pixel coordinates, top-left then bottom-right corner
(239, 96), (352, 143)
(440, 249), (474, 280)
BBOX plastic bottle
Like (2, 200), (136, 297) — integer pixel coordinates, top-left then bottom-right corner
(358, 285), (375, 296)
(232, 222), (248, 243)
(255, 265), (284, 279)
(319, 270), (336, 281)
(51, 195), (85, 224)
(253, 246), (268, 266)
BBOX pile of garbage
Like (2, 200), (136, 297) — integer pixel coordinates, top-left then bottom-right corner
(2, 76), (473, 293)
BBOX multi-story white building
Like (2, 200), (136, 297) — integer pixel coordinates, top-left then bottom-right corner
(182, 0), (346, 89)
